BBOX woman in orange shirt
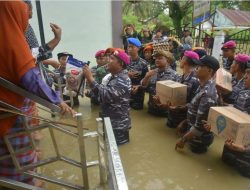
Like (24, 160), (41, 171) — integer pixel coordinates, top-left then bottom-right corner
(0, 1), (74, 185)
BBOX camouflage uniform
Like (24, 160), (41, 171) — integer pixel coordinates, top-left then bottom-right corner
(167, 71), (200, 128)
(95, 65), (109, 84)
(222, 57), (234, 71)
(127, 57), (148, 110)
(146, 67), (179, 116)
(145, 58), (156, 70)
(223, 77), (244, 104)
(186, 79), (218, 153)
(91, 69), (132, 145)
(170, 61), (177, 71)
(234, 88), (250, 114)
(222, 88), (250, 177)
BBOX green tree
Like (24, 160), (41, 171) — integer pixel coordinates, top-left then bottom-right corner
(167, 1), (192, 36)
(122, 0), (249, 37)
(122, 14), (143, 31)
(211, 1), (250, 11)
(122, 0), (192, 36)
(238, 1), (250, 11)
(122, 0), (167, 25)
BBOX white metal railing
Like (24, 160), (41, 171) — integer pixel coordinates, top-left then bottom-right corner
(0, 77), (128, 190)
(96, 117), (128, 190)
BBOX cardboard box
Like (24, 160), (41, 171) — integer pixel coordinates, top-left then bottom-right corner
(215, 68), (232, 92)
(208, 106), (250, 146)
(156, 80), (187, 106)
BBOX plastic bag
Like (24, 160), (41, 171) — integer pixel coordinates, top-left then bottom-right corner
(63, 56), (86, 97)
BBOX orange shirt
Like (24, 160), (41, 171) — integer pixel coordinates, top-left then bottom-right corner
(0, 1), (36, 136)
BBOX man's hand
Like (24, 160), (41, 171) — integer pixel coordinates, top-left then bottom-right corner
(176, 119), (187, 137)
(153, 96), (171, 109)
(131, 85), (140, 94)
(128, 71), (140, 79)
(169, 105), (186, 111)
(50, 23), (62, 41)
(47, 23), (62, 50)
(176, 130), (194, 150)
(225, 138), (245, 152)
(152, 95), (162, 106)
(202, 120), (211, 132)
(58, 102), (76, 116)
(175, 138), (186, 150)
(82, 65), (94, 83)
(145, 70), (156, 79)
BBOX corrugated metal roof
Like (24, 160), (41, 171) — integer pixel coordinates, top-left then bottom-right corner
(218, 9), (250, 27)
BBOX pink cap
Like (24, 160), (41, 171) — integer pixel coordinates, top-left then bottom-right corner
(95, 50), (105, 58)
(184, 51), (199, 60)
(71, 70), (79, 75)
(235, 54), (250, 63)
(221, 40), (236, 50)
(113, 50), (130, 65)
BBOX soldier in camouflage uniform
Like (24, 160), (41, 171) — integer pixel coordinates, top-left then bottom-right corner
(166, 51), (200, 128)
(141, 50), (179, 116)
(83, 50), (132, 146)
(85, 50), (107, 105)
(127, 38), (149, 110)
(221, 40), (236, 71)
(175, 55), (220, 154)
(221, 55), (250, 178)
(222, 54), (248, 104)
(95, 50), (109, 84)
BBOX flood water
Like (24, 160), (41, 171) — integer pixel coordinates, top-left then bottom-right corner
(28, 1), (250, 189)
(38, 95), (250, 190)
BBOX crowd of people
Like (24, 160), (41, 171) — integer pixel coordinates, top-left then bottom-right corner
(87, 27), (250, 178)
(0, 1), (249, 189)
(85, 24), (250, 178)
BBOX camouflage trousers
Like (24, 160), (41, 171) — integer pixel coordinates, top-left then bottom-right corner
(188, 132), (214, 154)
(99, 112), (130, 146)
(222, 145), (250, 178)
(181, 123), (214, 154)
(147, 95), (168, 117)
(113, 130), (130, 146)
(130, 89), (145, 110)
(167, 109), (187, 128)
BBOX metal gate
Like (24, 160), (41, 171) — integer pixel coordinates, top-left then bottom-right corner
(0, 77), (128, 190)
(168, 26), (214, 55)
(226, 28), (250, 54)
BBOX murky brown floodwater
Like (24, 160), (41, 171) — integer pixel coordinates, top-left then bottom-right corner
(38, 94), (250, 190)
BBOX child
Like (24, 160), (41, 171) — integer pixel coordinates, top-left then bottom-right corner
(50, 52), (72, 91)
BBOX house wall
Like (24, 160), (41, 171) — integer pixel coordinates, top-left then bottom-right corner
(214, 11), (235, 27)
(30, 1), (119, 65)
